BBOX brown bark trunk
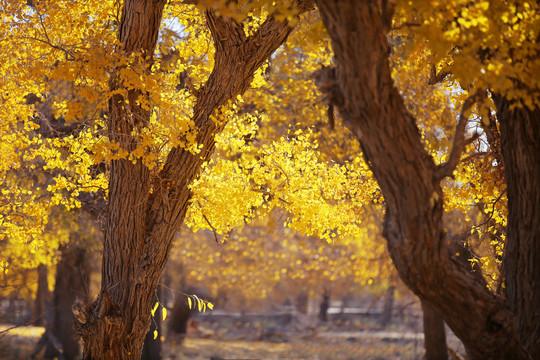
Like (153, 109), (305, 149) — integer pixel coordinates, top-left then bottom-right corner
(74, 2), (314, 359)
(32, 264), (50, 326)
(496, 96), (540, 359)
(422, 300), (448, 360)
(45, 243), (90, 360)
(315, 1), (529, 358)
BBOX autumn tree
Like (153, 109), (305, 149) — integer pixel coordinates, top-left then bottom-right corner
(315, 0), (538, 359)
(4, 1), (537, 359)
(54, 1), (315, 358)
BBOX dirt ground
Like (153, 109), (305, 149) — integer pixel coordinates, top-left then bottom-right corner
(0, 324), (447, 360)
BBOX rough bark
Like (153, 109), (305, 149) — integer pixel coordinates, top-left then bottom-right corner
(315, 1), (529, 358)
(495, 96), (540, 359)
(32, 264), (50, 326)
(74, 1), (314, 359)
(422, 300), (448, 360)
(45, 244), (90, 360)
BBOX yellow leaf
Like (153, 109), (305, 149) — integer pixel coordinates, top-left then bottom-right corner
(153, 330), (158, 340)
(162, 307), (167, 321)
(208, 302), (214, 310)
(151, 301), (159, 317)
(187, 297), (192, 309)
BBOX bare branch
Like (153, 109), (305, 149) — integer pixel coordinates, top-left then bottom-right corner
(436, 90), (485, 180)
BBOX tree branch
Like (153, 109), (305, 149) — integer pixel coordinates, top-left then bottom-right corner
(436, 90), (484, 180)
(143, 0), (314, 266)
(428, 64), (450, 85)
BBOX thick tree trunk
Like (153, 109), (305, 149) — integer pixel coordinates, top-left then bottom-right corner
(422, 300), (448, 360)
(496, 96), (540, 359)
(45, 244), (90, 360)
(32, 264), (49, 326)
(74, 1), (314, 359)
(315, 1), (528, 358)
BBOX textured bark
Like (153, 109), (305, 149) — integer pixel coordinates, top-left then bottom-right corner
(422, 300), (448, 360)
(315, 1), (529, 359)
(496, 96), (540, 359)
(32, 264), (50, 326)
(45, 244), (90, 360)
(74, 1), (313, 359)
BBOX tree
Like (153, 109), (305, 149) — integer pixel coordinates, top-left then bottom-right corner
(64, 1), (316, 358)
(315, 0), (537, 358)
(3, 0), (537, 358)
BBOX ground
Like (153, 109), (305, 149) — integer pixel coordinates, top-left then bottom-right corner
(1, 322), (462, 360)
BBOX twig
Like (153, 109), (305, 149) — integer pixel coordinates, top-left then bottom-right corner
(197, 201), (222, 246)
(428, 64), (450, 85)
(33, 8), (75, 61)
(460, 151), (488, 164)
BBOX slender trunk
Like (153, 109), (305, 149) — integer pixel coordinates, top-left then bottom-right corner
(167, 292), (193, 342)
(496, 96), (540, 358)
(32, 264), (49, 326)
(380, 285), (395, 327)
(296, 290), (309, 315)
(73, 2), (314, 358)
(315, 2), (528, 358)
(318, 289), (330, 322)
(422, 300), (448, 360)
(45, 243), (90, 360)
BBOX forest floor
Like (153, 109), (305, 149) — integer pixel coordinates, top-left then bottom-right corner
(0, 322), (465, 360)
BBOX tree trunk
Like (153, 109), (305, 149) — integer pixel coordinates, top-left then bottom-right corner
(315, 1), (528, 358)
(496, 95), (540, 359)
(380, 285), (395, 327)
(32, 264), (50, 326)
(141, 285), (162, 360)
(44, 243), (90, 360)
(318, 289), (330, 322)
(296, 290), (309, 315)
(167, 293), (193, 342)
(422, 300), (448, 360)
(74, 2), (314, 359)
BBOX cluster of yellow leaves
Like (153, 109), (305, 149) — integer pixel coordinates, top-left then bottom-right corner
(395, 0), (540, 108)
(0, 0), (118, 269)
(180, 14), (395, 307)
(174, 211), (391, 308)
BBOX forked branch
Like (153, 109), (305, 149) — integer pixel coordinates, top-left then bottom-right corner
(436, 90), (485, 180)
